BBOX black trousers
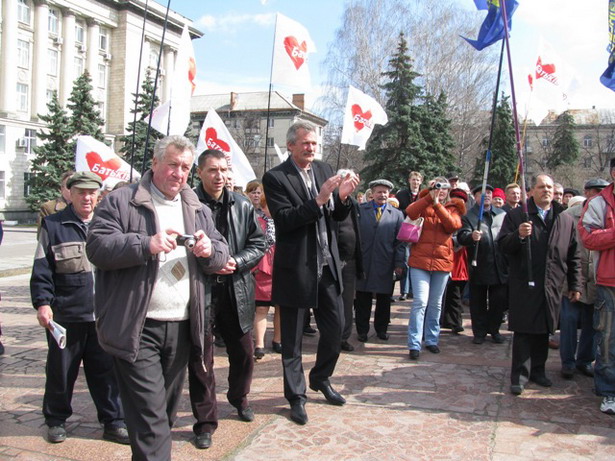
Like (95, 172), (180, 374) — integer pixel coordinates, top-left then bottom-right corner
(510, 332), (549, 385)
(43, 321), (123, 428)
(354, 290), (391, 336)
(189, 284), (254, 435)
(341, 259), (357, 341)
(469, 283), (507, 338)
(113, 319), (190, 461)
(279, 266), (343, 404)
(441, 280), (466, 330)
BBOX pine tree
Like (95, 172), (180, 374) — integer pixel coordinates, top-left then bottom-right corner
(26, 92), (73, 211)
(67, 70), (105, 142)
(119, 71), (162, 173)
(548, 110), (580, 171)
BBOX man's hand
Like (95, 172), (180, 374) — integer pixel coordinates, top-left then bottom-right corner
(315, 175), (342, 207)
(149, 229), (181, 255)
(519, 221), (532, 238)
(394, 267), (404, 277)
(338, 172), (360, 201)
(568, 291), (581, 303)
(37, 305), (53, 329)
(192, 230), (212, 258)
(472, 230), (483, 242)
(215, 257), (237, 275)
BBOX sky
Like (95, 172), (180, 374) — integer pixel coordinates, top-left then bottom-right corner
(164, 0), (615, 118)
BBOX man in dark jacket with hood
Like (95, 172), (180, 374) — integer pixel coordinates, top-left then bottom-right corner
(498, 173), (582, 396)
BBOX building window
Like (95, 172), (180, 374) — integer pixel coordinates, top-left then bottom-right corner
(17, 0), (31, 25)
(583, 135), (593, 148)
(268, 118), (275, 128)
(24, 128), (37, 154)
(266, 137), (275, 148)
(0, 171), (5, 199)
(149, 48), (159, 69)
(46, 89), (55, 104)
(75, 21), (85, 44)
(541, 137), (550, 147)
(18, 39), (30, 69)
(583, 157), (592, 168)
(48, 8), (60, 35)
(74, 56), (84, 77)
(24, 172), (34, 197)
(98, 64), (106, 88)
(48, 49), (59, 76)
(0, 126), (5, 154)
(99, 28), (109, 51)
(17, 83), (29, 112)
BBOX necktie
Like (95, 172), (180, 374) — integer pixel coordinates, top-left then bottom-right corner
(376, 206), (382, 222)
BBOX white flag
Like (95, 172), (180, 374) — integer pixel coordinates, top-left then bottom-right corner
(196, 109), (256, 189)
(271, 13), (316, 89)
(148, 25), (197, 136)
(74, 136), (140, 188)
(340, 85), (388, 150)
(274, 143), (288, 163)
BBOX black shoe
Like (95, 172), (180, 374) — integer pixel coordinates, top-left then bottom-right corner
(103, 425), (130, 445)
(529, 375), (553, 387)
(510, 384), (524, 395)
(398, 294), (407, 301)
(452, 326), (464, 334)
(376, 332), (389, 340)
(236, 406), (255, 422)
(341, 340), (354, 352)
(309, 383), (346, 406)
(290, 401), (308, 425)
(409, 349), (420, 360)
(303, 326), (317, 336)
(272, 341), (282, 354)
(561, 367), (575, 379)
(491, 333), (505, 344)
(576, 363), (594, 377)
(472, 336), (485, 345)
(426, 345), (440, 354)
(47, 425), (66, 443)
(214, 336), (226, 348)
(194, 432), (212, 449)
(0, 340), (4, 355)
(254, 347), (265, 360)
(357, 334), (368, 343)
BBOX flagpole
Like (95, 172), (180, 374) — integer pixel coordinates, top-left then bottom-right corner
(336, 136), (343, 171)
(263, 14), (280, 176)
(501, 0), (534, 288)
(142, 0), (172, 176)
(129, 0), (150, 183)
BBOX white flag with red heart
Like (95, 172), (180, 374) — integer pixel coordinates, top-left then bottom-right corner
(196, 109), (256, 188)
(271, 13), (316, 89)
(341, 85), (388, 150)
(75, 136), (141, 188)
(147, 25), (197, 136)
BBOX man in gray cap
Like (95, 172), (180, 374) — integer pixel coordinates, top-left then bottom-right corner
(30, 171), (129, 445)
(584, 178), (610, 199)
(354, 179), (405, 342)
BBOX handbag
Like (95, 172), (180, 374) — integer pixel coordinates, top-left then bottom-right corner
(397, 216), (424, 243)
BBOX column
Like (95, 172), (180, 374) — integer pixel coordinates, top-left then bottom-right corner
(32, 0), (50, 117)
(86, 18), (100, 83)
(163, 45), (174, 102)
(0, 0), (18, 113)
(59, 9), (75, 106)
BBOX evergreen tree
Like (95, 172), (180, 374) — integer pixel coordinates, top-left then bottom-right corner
(548, 110), (580, 171)
(67, 70), (105, 142)
(472, 94), (517, 188)
(119, 71), (162, 173)
(26, 92), (73, 211)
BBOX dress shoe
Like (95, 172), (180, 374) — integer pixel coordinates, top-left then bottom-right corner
(357, 334), (368, 343)
(398, 294), (407, 301)
(341, 340), (354, 352)
(529, 375), (553, 387)
(561, 367), (575, 379)
(290, 401), (308, 425)
(103, 425), (130, 445)
(409, 349), (420, 360)
(271, 341), (282, 354)
(491, 333), (505, 344)
(194, 432), (212, 449)
(47, 425), (66, 443)
(472, 336), (485, 345)
(576, 363), (594, 377)
(236, 406), (255, 422)
(0, 339), (4, 355)
(303, 326), (317, 336)
(452, 326), (464, 334)
(214, 336), (226, 348)
(376, 332), (389, 340)
(309, 383), (346, 406)
(426, 345), (440, 354)
(548, 338), (559, 349)
(254, 347), (265, 360)
(510, 384), (524, 395)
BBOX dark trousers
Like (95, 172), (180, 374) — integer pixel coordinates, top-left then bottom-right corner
(441, 280), (466, 330)
(354, 290), (391, 336)
(43, 321), (123, 428)
(469, 283), (507, 338)
(559, 298), (595, 368)
(189, 284), (254, 435)
(341, 259), (357, 341)
(279, 266), (343, 404)
(113, 319), (190, 461)
(511, 332), (549, 385)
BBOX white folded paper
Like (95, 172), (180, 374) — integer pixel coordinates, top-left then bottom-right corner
(48, 320), (66, 349)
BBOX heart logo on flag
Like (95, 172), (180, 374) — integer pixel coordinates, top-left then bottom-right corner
(284, 36), (307, 70)
(351, 104), (373, 131)
(205, 128), (230, 153)
(85, 151), (123, 181)
(188, 57), (197, 94)
(535, 57), (558, 85)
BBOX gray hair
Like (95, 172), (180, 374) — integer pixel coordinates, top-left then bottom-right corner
(287, 121), (317, 145)
(153, 135), (195, 162)
(532, 174), (555, 189)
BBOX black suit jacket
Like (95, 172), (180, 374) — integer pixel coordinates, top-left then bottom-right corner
(262, 157), (351, 308)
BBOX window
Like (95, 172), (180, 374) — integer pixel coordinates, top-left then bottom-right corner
(268, 118), (274, 128)
(74, 56), (84, 77)
(541, 137), (550, 147)
(583, 157), (592, 168)
(17, 83), (29, 112)
(46, 89), (55, 104)
(75, 21), (85, 44)
(24, 128), (37, 154)
(97, 102), (106, 122)
(98, 64), (106, 88)
(266, 137), (275, 148)
(583, 135), (593, 148)
(24, 172), (34, 197)
(0, 171), (5, 199)
(99, 28), (109, 51)
(48, 8), (60, 35)
(48, 49), (59, 76)
(0, 126), (5, 154)
(17, 39), (30, 69)
(17, 0), (31, 25)
(149, 48), (159, 68)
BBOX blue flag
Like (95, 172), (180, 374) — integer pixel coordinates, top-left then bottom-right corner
(600, 0), (615, 91)
(463, 0), (519, 51)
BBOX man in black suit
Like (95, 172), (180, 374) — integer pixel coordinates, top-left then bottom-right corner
(263, 121), (359, 425)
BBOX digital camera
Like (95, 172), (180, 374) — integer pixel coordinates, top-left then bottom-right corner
(431, 182), (449, 190)
(177, 234), (196, 249)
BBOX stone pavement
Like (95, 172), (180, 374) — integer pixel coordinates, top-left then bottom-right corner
(1, 266), (615, 460)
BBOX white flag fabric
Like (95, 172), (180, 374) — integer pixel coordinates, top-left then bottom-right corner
(148, 25), (197, 136)
(271, 13), (316, 89)
(340, 85), (388, 150)
(274, 143), (288, 163)
(74, 136), (141, 188)
(196, 109), (256, 189)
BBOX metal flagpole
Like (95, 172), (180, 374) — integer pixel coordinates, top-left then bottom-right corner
(263, 14), (279, 177)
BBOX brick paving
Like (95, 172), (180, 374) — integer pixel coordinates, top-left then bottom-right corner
(1, 230), (614, 460)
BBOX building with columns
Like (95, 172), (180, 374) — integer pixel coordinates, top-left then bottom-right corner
(0, 0), (200, 221)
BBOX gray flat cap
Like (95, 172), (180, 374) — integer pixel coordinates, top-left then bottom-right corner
(584, 178), (609, 190)
(368, 179), (394, 190)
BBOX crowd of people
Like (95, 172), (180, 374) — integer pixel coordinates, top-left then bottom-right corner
(28, 121), (615, 459)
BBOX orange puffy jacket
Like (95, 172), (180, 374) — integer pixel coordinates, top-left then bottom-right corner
(405, 189), (465, 272)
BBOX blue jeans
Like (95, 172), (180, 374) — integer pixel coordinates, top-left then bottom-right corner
(401, 246), (412, 295)
(407, 268), (450, 350)
(559, 297), (595, 369)
(594, 285), (615, 397)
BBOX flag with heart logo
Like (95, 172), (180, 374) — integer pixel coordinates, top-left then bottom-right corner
(271, 13), (316, 89)
(147, 25), (197, 136)
(75, 136), (141, 188)
(340, 85), (388, 150)
(462, 0), (518, 51)
(196, 108), (256, 188)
